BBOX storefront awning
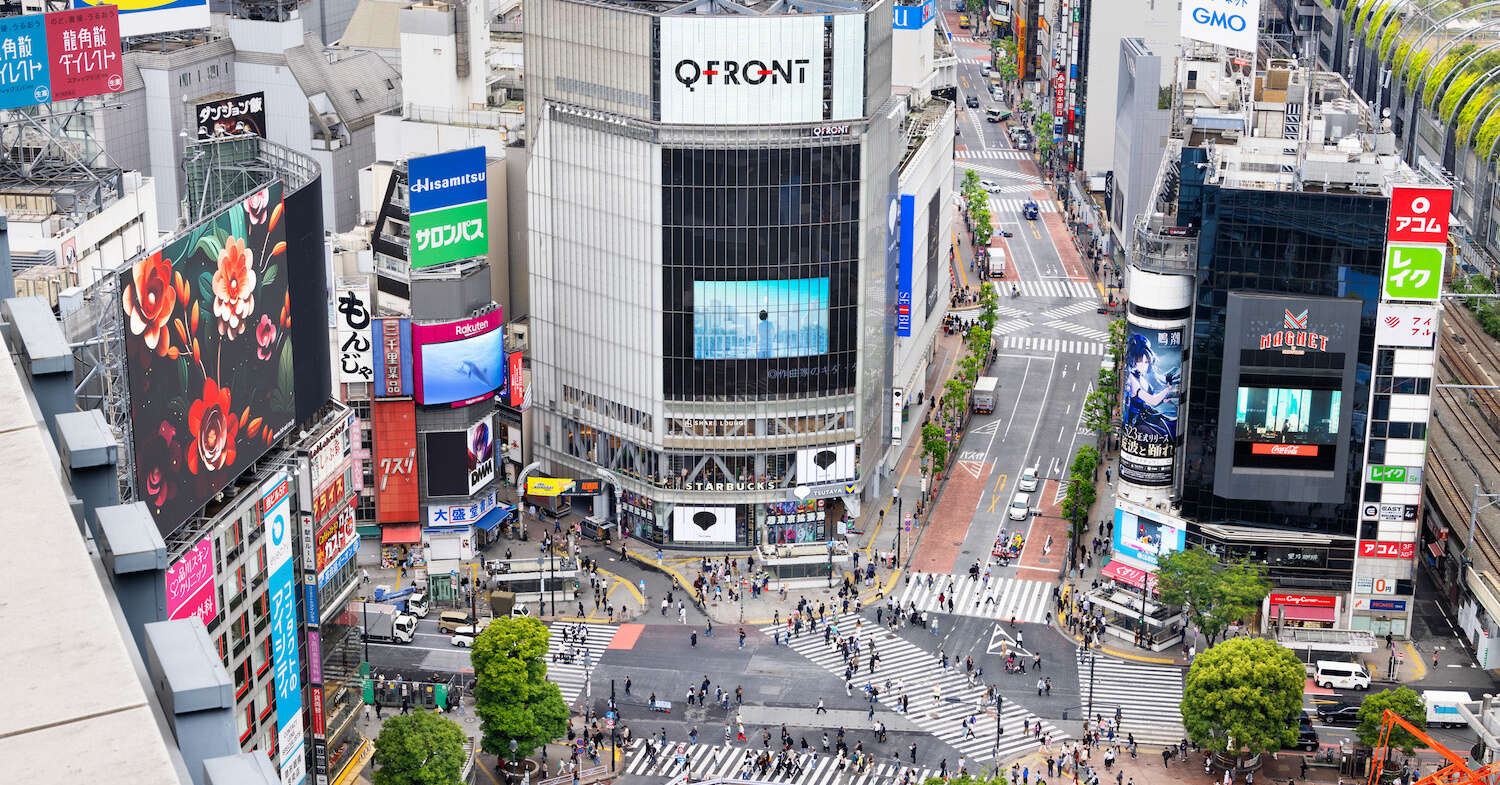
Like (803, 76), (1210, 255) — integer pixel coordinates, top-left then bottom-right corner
(474, 505), (516, 533)
(1100, 560), (1157, 593)
(381, 523), (421, 545)
(1429, 541), (1446, 558)
(1272, 604), (1336, 623)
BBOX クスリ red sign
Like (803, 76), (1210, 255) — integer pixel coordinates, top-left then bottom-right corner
(1269, 593), (1336, 608)
(1251, 443), (1319, 457)
(1358, 540), (1416, 559)
(1386, 185), (1452, 244)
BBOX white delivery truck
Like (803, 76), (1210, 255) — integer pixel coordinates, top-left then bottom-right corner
(972, 376), (999, 414)
(356, 602), (417, 644)
(1424, 690), (1473, 728)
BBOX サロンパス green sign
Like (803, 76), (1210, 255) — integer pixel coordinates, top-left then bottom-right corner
(409, 200), (487, 269)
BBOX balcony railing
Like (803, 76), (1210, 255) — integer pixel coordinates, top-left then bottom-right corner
(1131, 225), (1198, 274)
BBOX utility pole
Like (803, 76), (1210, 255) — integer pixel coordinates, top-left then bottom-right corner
(893, 487), (903, 566)
(610, 679), (618, 772)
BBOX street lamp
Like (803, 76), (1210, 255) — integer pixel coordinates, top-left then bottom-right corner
(893, 487), (903, 567)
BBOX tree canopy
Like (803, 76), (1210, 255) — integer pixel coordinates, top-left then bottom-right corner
(1181, 637), (1306, 757)
(372, 710), (468, 785)
(1155, 546), (1271, 644)
(470, 616), (570, 759)
(1356, 687), (1428, 754)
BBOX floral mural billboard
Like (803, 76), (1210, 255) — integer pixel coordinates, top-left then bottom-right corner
(122, 180), (295, 535)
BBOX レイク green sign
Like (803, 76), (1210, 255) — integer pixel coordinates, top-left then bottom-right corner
(1382, 243), (1445, 301)
(409, 200), (487, 269)
(1368, 465), (1421, 483)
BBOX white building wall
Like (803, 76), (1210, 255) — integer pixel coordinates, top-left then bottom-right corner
(1082, 0), (1179, 174)
(528, 112), (663, 444)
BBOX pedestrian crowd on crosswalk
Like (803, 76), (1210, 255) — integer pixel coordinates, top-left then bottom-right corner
(545, 621), (617, 706)
(895, 571), (1055, 624)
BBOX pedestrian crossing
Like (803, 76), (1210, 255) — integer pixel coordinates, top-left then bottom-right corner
(622, 739), (939, 785)
(1043, 319), (1110, 342)
(545, 622), (616, 706)
(1040, 301), (1099, 320)
(766, 613), (1065, 763)
(896, 573), (1053, 624)
(999, 336), (1109, 356)
(1002, 279), (1096, 299)
(991, 197), (1057, 214)
(1076, 651), (1186, 747)
(961, 149), (1031, 160)
(990, 317), (1032, 336)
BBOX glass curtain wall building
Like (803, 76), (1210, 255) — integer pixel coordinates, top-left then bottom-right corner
(525, 0), (898, 547)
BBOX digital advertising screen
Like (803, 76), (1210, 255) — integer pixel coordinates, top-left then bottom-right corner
(692, 278), (829, 360)
(1233, 386), (1343, 470)
(1119, 324), (1183, 487)
(122, 181), (294, 536)
(1112, 501), (1187, 568)
(424, 431), (469, 498)
(412, 311), (505, 407)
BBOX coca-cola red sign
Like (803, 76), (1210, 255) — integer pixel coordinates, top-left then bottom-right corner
(1269, 593), (1336, 608)
(1251, 443), (1318, 457)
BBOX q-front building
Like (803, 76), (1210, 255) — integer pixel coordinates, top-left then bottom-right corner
(525, 0), (901, 548)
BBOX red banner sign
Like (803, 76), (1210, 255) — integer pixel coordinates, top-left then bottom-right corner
(315, 504), (356, 574)
(1386, 185), (1452, 244)
(1251, 443), (1320, 457)
(45, 6), (123, 101)
(1269, 593), (1336, 608)
(1358, 540), (1416, 559)
(1053, 73), (1065, 116)
(373, 399), (419, 523)
(509, 351), (524, 407)
(312, 472), (347, 524)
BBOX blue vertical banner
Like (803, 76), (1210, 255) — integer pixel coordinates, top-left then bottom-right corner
(262, 474), (306, 785)
(0, 13), (50, 110)
(896, 194), (916, 337)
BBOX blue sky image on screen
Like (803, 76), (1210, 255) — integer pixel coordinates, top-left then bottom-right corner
(420, 327), (505, 404)
(693, 278), (830, 360)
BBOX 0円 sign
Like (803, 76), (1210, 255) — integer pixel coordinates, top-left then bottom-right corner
(0, 6), (123, 111)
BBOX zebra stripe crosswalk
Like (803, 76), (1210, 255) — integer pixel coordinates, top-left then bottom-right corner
(767, 614), (1065, 762)
(999, 336), (1109, 356)
(990, 317), (1032, 336)
(896, 573), (1053, 624)
(1077, 651), (1186, 747)
(991, 197), (1057, 214)
(1005, 280), (1097, 299)
(623, 739), (938, 785)
(1040, 301), (1099, 319)
(545, 622), (616, 706)
(1043, 319), (1110, 342)
(960, 149), (1032, 160)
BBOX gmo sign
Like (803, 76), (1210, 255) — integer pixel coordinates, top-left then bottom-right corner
(1190, 6), (1247, 30)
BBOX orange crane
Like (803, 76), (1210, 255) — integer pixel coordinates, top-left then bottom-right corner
(1367, 708), (1500, 785)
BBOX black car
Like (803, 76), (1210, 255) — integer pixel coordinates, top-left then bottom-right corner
(1316, 703), (1362, 726)
(966, 95), (980, 108)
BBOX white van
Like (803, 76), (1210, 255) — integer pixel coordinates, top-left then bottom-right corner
(1314, 660), (1371, 690)
(990, 245), (1007, 277)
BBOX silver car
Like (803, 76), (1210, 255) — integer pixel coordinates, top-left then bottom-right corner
(1008, 492), (1031, 521)
(1018, 468), (1039, 492)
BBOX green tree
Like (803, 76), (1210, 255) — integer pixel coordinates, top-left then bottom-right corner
(1032, 112), (1055, 158)
(1155, 547), (1272, 644)
(997, 60), (1018, 86)
(965, 323), (991, 357)
(943, 376), (971, 422)
(470, 616), (570, 759)
(978, 282), (1000, 332)
(921, 422), (950, 471)
(1081, 389), (1112, 436)
(964, 0), (983, 15)
(1108, 319), (1127, 362)
(1355, 687), (1428, 754)
(1019, 98), (1034, 115)
(962, 169), (982, 199)
(1181, 637), (1306, 759)
(923, 774), (1007, 785)
(1070, 444), (1101, 476)
(372, 710), (468, 785)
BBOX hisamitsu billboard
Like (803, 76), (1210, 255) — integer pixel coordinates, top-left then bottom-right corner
(407, 147), (489, 269)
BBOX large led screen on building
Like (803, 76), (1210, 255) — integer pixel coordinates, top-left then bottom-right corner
(1112, 501), (1187, 568)
(424, 431), (469, 498)
(1119, 325), (1182, 487)
(692, 278), (829, 360)
(1214, 293), (1362, 502)
(123, 181), (294, 535)
(411, 310), (505, 407)
(1233, 387), (1343, 470)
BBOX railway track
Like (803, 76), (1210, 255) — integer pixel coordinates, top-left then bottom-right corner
(1431, 303), (1500, 569)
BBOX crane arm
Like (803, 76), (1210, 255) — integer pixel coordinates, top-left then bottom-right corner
(1367, 708), (1473, 785)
